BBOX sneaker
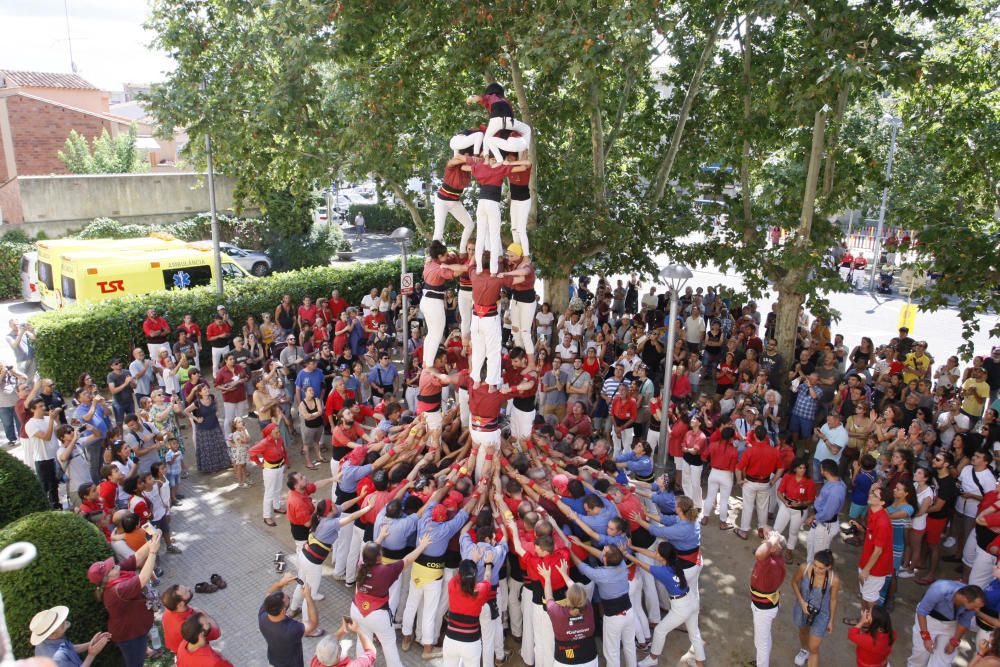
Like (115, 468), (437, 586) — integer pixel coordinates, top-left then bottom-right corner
(312, 593), (325, 601)
(794, 649), (810, 666)
(166, 545), (182, 554)
(897, 568), (915, 579)
(638, 657), (657, 667)
(943, 536), (957, 549)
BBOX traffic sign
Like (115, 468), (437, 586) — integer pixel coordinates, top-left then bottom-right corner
(401, 272), (414, 296)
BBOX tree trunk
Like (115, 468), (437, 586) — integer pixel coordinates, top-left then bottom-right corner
(739, 13), (755, 245)
(822, 83), (851, 197)
(648, 9), (727, 204)
(774, 284), (804, 392)
(544, 274), (571, 314)
(589, 79), (609, 219)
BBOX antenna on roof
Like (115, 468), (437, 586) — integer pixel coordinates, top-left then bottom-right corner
(64, 0), (78, 74)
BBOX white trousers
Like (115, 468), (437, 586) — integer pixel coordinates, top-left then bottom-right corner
(740, 481), (772, 532)
(963, 526), (980, 567)
(435, 567), (457, 639)
(480, 599), (501, 667)
(647, 427), (661, 458)
(450, 131), (483, 157)
(471, 429), (501, 481)
(510, 407), (534, 442)
(530, 600), (554, 667)
(520, 587), (535, 666)
(222, 399), (247, 440)
(602, 608), (637, 667)
(509, 198), (531, 256)
(650, 592), (705, 661)
(506, 578), (524, 637)
(470, 315), (502, 386)
(752, 603), (779, 667)
(443, 636), (482, 667)
(351, 604), (404, 667)
(458, 290), (473, 338)
(681, 462), (703, 510)
(907, 616), (960, 667)
(628, 574), (651, 642)
(509, 298), (536, 356)
(612, 426), (634, 458)
(261, 465), (285, 519)
(458, 387), (470, 428)
(402, 575), (443, 645)
(773, 504), (807, 550)
(388, 561), (411, 619)
(970, 544), (997, 588)
(433, 196), (475, 245)
(483, 117), (532, 161)
(290, 553), (323, 624)
(637, 551), (662, 624)
(703, 469), (734, 522)
(806, 522), (839, 563)
(331, 514), (353, 578)
(345, 524), (364, 584)
(405, 386), (419, 413)
(421, 296), (446, 368)
(475, 199), (502, 274)
(210, 345), (230, 378)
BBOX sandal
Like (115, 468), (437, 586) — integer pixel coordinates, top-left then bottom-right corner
(842, 617), (859, 626)
(194, 582), (218, 594)
(264, 518), (277, 527)
(210, 573), (228, 590)
(733, 529), (749, 540)
(305, 464), (318, 470)
(719, 522), (733, 530)
(305, 628), (327, 638)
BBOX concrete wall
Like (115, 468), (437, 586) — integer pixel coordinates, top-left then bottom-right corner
(0, 172), (250, 235)
(5, 86), (110, 114)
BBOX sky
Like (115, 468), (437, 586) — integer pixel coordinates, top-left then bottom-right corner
(0, 0), (174, 92)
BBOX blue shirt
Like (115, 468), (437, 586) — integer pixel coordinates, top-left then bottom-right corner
(576, 562), (630, 601)
(339, 462), (372, 493)
(368, 363), (399, 388)
(851, 470), (878, 505)
(129, 359), (154, 396)
(578, 495), (620, 535)
(648, 516), (701, 552)
(916, 580), (978, 629)
(649, 564), (688, 596)
(74, 402), (108, 441)
(295, 368), (325, 398)
(35, 636), (82, 666)
(418, 504), (469, 557)
(373, 509), (419, 551)
(983, 578), (1000, 614)
(593, 532), (629, 550)
(791, 382), (820, 421)
(650, 484), (677, 516)
(813, 479), (846, 523)
(615, 452), (653, 478)
(459, 533), (508, 586)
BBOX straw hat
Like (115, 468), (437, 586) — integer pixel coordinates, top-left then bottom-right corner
(29, 605), (68, 645)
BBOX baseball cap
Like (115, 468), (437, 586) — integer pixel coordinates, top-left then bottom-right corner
(431, 505), (450, 522)
(217, 304), (226, 310)
(87, 557), (115, 584)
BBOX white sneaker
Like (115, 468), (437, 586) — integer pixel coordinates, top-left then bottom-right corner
(794, 649), (810, 666)
(638, 658), (657, 667)
(897, 568), (915, 579)
(943, 536), (957, 549)
(311, 593), (325, 601)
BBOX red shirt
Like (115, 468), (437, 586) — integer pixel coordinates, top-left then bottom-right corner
(103, 557), (154, 642)
(79, 498), (111, 518)
(247, 435), (287, 466)
(332, 423), (366, 448)
(777, 444), (797, 471)
(324, 389), (356, 418)
(470, 161), (517, 187)
(702, 438), (738, 471)
(738, 442), (781, 479)
(668, 420), (689, 458)
(98, 481), (118, 510)
(610, 396), (637, 424)
(504, 367), (536, 400)
(448, 576), (492, 617)
(750, 553), (785, 594)
(424, 260), (456, 288)
(861, 508), (894, 576)
(614, 488), (646, 532)
(469, 267), (513, 307)
(508, 164), (531, 187)
(163, 607), (221, 653)
(298, 305), (318, 325)
(205, 321), (231, 345)
(777, 474), (817, 505)
(509, 259), (536, 291)
(176, 642), (234, 667)
(362, 312), (384, 331)
(287, 484), (318, 528)
(848, 626), (895, 667)
(522, 547), (570, 588)
(441, 161), (472, 196)
(459, 372), (511, 423)
(177, 322), (202, 340)
(559, 413), (592, 439)
(329, 297), (348, 319)
(128, 494), (152, 523)
(311, 652), (376, 667)
(143, 316), (171, 340)
(213, 365), (247, 403)
(417, 369), (445, 414)
(447, 343), (469, 372)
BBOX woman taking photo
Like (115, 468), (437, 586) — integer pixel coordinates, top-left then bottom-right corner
(183, 385), (231, 473)
(442, 558), (494, 667)
(537, 561), (599, 667)
(773, 458), (817, 562)
(847, 606), (895, 667)
(790, 549), (840, 667)
(626, 541), (706, 667)
(680, 416), (708, 510)
(298, 385), (325, 469)
(350, 531), (433, 667)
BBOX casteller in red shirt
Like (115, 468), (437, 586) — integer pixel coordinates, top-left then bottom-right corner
(143, 313), (171, 342)
(861, 506), (894, 577)
(176, 641), (234, 667)
(163, 606), (221, 653)
(737, 441), (781, 481)
(848, 626), (895, 666)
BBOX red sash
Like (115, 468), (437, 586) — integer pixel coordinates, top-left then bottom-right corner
(353, 591), (389, 617)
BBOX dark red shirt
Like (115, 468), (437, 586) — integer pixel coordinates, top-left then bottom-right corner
(424, 260), (456, 288)
(470, 161), (517, 188)
(738, 442), (781, 479)
(214, 365), (247, 403)
(470, 267), (513, 306)
(329, 297), (348, 319)
(702, 438), (738, 471)
(103, 557), (154, 642)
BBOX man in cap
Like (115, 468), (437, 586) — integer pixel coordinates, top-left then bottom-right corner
(30, 604), (111, 666)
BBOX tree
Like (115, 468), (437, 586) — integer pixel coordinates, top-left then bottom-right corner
(57, 124), (150, 174)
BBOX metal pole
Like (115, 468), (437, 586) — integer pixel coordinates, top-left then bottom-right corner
(868, 119), (901, 290)
(205, 133), (223, 295)
(401, 241), (409, 371)
(655, 286), (680, 475)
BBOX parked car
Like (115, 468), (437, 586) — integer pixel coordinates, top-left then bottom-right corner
(188, 241), (272, 276)
(20, 251), (40, 303)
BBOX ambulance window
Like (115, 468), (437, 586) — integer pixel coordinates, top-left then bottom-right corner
(61, 276), (77, 300)
(221, 263), (245, 280)
(38, 262), (54, 290)
(162, 265), (212, 290)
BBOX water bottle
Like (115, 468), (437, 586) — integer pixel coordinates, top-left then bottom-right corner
(148, 624), (162, 650)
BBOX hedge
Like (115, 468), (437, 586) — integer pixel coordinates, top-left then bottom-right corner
(0, 512), (115, 664)
(33, 259), (421, 390)
(0, 449), (49, 529)
(347, 204), (415, 233)
(0, 239), (35, 300)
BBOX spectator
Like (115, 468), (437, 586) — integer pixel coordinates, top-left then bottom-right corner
(259, 575), (322, 667)
(205, 311), (233, 377)
(29, 604), (111, 667)
(106, 357), (135, 425)
(214, 352), (249, 440)
(6, 318), (37, 379)
(177, 612), (232, 666)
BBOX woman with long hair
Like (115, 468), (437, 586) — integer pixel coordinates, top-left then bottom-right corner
(537, 561), (599, 667)
(626, 541), (706, 667)
(900, 466), (935, 580)
(850, 337), (876, 370)
(773, 458), (817, 562)
(332, 310), (351, 357)
(297, 385), (324, 469)
(881, 480), (917, 608)
(350, 531), (433, 667)
(441, 558), (494, 667)
(183, 384), (231, 473)
(847, 605), (895, 667)
(790, 549), (840, 666)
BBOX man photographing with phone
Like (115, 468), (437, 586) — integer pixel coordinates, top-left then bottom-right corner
(311, 617), (378, 667)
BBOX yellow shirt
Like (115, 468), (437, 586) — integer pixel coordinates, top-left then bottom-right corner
(962, 378), (989, 416)
(903, 353), (930, 384)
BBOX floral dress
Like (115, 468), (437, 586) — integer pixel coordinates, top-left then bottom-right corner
(228, 428), (249, 465)
(149, 402), (186, 454)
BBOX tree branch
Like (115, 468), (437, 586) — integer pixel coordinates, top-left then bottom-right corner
(822, 82), (851, 198)
(376, 172), (430, 240)
(589, 78), (609, 219)
(604, 68), (636, 162)
(797, 108), (828, 240)
(739, 12), (755, 245)
(647, 8), (728, 204)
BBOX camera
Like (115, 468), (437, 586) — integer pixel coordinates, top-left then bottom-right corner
(805, 604), (821, 626)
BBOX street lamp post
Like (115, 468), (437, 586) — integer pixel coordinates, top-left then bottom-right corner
(205, 132), (223, 295)
(868, 116), (903, 290)
(390, 227), (415, 370)
(655, 264), (693, 476)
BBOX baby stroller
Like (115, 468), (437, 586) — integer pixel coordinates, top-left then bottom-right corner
(876, 271), (894, 294)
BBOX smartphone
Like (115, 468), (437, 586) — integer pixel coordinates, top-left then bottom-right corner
(295, 577), (304, 585)
(143, 523), (156, 537)
(343, 615), (352, 626)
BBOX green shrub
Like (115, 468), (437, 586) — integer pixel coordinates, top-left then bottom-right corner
(0, 239), (35, 300)
(267, 224), (348, 271)
(0, 450), (49, 529)
(347, 204), (415, 233)
(0, 512), (114, 663)
(77, 217), (152, 240)
(33, 259), (421, 390)
(1, 229), (31, 243)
